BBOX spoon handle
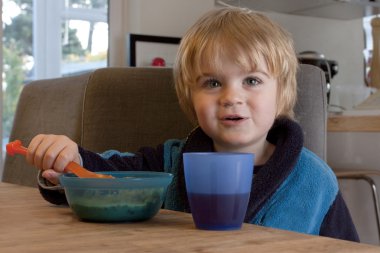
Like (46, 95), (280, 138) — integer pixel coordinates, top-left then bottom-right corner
(6, 140), (113, 179)
(65, 161), (114, 178)
(6, 140), (27, 156)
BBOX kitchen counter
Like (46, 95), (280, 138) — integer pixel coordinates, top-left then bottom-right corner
(328, 114), (380, 132)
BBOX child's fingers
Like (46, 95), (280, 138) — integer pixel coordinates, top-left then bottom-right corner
(34, 135), (61, 170)
(26, 134), (45, 166)
(41, 169), (61, 185)
(53, 145), (78, 173)
(27, 135), (74, 172)
(27, 135), (52, 170)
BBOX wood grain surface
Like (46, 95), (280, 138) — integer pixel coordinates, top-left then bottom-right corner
(328, 115), (380, 132)
(0, 182), (379, 252)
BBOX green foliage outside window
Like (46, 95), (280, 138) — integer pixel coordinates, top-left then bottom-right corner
(2, 0), (107, 142)
(3, 0), (32, 141)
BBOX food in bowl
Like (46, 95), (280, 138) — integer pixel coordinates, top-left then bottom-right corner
(59, 171), (173, 222)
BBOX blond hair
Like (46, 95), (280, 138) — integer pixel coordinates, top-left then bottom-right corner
(173, 7), (298, 124)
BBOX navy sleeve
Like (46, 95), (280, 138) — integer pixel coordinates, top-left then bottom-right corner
(319, 191), (360, 242)
(80, 145), (165, 172)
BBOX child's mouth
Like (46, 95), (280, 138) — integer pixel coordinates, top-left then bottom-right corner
(225, 116), (244, 121)
(221, 115), (246, 124)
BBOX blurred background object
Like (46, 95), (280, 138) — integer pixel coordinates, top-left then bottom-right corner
(298, 51), (338, 105)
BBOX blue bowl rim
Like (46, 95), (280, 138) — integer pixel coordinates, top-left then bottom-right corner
(183, 152), (254, 156)
(59, 171), (173, 189)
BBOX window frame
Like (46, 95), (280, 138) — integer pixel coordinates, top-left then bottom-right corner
(33, 0), (108, 79)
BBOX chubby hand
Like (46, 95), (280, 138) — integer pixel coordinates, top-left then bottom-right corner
(26, 134), (80, 185)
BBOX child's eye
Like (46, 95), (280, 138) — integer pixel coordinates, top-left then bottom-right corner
(244, 77), (262, 86)
(203, 78), (221, 88)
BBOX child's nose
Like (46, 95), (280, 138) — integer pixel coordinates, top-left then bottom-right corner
(220, 86), (243, 107)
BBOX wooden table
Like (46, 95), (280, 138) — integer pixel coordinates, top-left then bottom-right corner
(1, 182), (379, 253)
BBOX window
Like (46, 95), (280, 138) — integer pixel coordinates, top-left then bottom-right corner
(2, 0), (109, 162)
(33, 0), (108, 79)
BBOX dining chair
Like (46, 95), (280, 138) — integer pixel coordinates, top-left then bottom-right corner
(293, 64), (327, 160)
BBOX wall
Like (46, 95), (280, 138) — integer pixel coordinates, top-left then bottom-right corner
(124, 0), (214, 36)
(109, 0), (128, 67)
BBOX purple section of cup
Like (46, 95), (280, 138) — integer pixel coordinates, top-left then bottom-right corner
(183, 152), (254, 230)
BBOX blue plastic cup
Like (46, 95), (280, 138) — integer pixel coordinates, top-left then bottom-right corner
(183, 152), (254, 230)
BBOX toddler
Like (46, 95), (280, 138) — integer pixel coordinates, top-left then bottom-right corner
(27, 7), (359, 241)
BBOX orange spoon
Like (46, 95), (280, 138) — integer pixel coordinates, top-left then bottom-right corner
(6, 140), (114, 179)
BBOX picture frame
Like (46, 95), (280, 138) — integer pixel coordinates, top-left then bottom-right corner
(126, 33), (181, 67)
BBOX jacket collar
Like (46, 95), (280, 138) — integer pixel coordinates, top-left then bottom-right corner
(245, 117), (304, 220)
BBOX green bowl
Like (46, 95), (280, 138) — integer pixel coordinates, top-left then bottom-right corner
(59, 171), (173, 222)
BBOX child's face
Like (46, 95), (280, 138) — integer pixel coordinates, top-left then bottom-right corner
(192, 55), (277, 154)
